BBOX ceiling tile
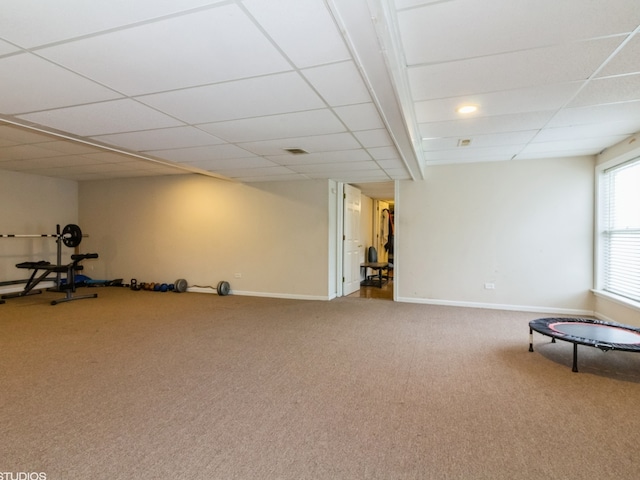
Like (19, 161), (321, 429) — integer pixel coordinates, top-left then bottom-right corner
(333, 103), (385, 131)
(0, 144), (67, 161)
(138, 72), (325, 124)
(148, 144), (255, 163)
(515, 151), (598, 161)
(39, 141), (102, 155)
(267, 150), (372, 166)
(0, 0), (226, 48)
(302, 61), (371, 106)
(0, 156), (91, 170)
(407, 37), (624, 101)
(367, 146), (400, 160)
(38, 4), (291, 96)
(290, 161), (380, 174)
(394, 0), (443, 8)
(181, 156), (274, 171)
(197, 110), (345, 143)
(377, 158), (405, 169)
(569, 73), (640, 107)
(0, 53), (122, 114)
(242, 0), (350, 68)
(216, 165), (294, 177)
(422, 131), (538, 151)
(424, 145), (522, 162)
(414, 82), (582, 123)
(238, 133), (361, 156)
(233, 172), (307, 182)
(353, 129), (393, 148)
(597, 33), (640, 77)
(418, 111), (555, 138)
(534, 122), (640, 143)
(398, 0), (640, 65)
(0, 123), (61, 145)
(17, 99), (184, 136)
(520, 135), (630, 154)
(547, 100), (640, 127)
(93, 126), (224, 151)
(306, 169), (390, 181)
(80, 151), (150, 164)
(0, 39), (20, 55)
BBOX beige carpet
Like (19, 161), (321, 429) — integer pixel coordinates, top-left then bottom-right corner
(1, 288), (639, 479)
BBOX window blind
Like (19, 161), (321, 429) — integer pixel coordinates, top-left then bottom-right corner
(602, 157), (640, 303)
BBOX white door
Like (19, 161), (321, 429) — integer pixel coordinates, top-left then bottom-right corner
(343, 184), (362, 296)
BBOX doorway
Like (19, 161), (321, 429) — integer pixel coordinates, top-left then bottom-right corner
(338, 182), (395, 301)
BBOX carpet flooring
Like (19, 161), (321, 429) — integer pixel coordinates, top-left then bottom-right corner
(1, 288), (639, 479)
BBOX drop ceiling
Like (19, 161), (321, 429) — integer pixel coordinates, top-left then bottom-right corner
(1, 0), (639, 201)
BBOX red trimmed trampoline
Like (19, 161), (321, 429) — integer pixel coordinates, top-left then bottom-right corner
(529, 317), (640, 372)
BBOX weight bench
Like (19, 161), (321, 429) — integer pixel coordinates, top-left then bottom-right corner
(1, 253), (99, 305)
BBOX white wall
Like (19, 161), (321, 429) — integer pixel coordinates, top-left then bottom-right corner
(0, 170), (78, 281)
(78, 174), (332, 299)
(396, 157), (595, 313)
(2, 154), (604, 314)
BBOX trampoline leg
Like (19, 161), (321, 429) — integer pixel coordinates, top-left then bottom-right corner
(572, 343), (579, 373)
(529, 328), (534, 352)
(551, 338), (556, 343)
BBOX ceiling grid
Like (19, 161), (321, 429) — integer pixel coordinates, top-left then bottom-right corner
(1, 0), (639, 199)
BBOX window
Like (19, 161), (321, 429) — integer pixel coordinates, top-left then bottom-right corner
(600, 157), (640, 303)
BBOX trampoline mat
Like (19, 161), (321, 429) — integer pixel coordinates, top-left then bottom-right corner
(550, 323), (640, 345)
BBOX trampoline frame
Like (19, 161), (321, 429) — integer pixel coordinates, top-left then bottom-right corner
(528, 317), (640, 372)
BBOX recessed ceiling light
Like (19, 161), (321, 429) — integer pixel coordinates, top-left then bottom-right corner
(456, 105), (478, 114)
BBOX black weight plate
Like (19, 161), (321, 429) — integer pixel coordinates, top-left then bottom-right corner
(217, 281), (230, 296)
(175, 279), (188, 293)
(62, 224), (82, 248)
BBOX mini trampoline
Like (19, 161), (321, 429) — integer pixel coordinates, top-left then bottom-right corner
(529, 317), (640, 372)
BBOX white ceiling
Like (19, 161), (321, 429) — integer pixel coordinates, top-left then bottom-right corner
(1, 0), (639, 201)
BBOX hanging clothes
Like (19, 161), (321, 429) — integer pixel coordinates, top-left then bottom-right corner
(381, 208), (389, 254)
(385, 211), (394, 256)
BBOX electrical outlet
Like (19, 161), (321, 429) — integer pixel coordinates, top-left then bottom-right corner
(484, 283), (495, 290)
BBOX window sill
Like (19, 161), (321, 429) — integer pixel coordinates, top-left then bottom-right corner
(592, 289), (640, 313)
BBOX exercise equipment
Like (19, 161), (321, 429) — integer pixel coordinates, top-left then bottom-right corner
(175, 278), (188, 293)
(131, 279), (178, 292)
(129, 278), (230, 295)
(0, 224), (84, 248)
(529, 317), (640, 372)
(1, 253), (99, 305)
(187, 280), (231, 295)
(217, 281), (230, 296)
(0, 223), (90, 298)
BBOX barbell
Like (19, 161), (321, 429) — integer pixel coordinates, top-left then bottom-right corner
(0, 224), (84, 248)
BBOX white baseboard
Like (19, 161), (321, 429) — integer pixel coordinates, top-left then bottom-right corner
(395, 296), (594, 316)
(186, 286), (221, 295)
(186, 287), (330, 301)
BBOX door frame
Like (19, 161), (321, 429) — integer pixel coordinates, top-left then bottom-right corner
(334, 181), (397, 300)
